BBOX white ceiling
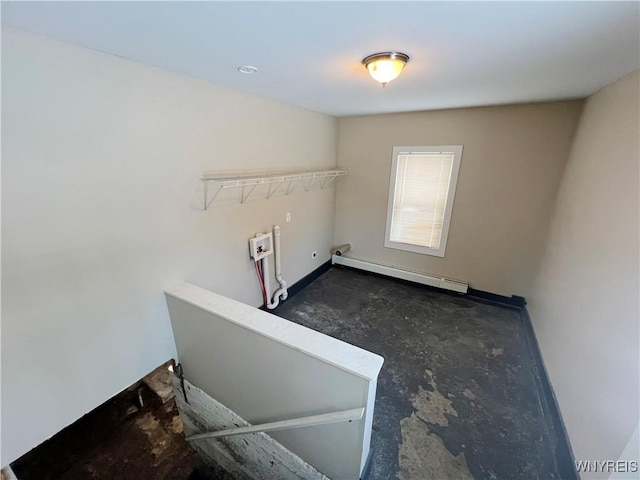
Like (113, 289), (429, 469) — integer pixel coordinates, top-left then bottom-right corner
(2, 1), (639, 117)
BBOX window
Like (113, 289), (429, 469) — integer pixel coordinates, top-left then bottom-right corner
(384, 146), (462, 257)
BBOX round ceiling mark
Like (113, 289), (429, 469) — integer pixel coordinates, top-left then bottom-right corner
(238, 65), (258, 74)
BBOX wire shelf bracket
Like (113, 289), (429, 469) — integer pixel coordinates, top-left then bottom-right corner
(201, 169), (348, 211)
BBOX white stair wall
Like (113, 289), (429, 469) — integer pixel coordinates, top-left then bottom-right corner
(165, 283), (384, 480)
(174, 377), (329, 480)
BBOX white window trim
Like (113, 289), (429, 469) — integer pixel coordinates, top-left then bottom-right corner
(384, 145), (463, 257)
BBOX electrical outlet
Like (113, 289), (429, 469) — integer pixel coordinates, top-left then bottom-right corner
(285, 212), (291, 223)
(312, 251), (317, 259)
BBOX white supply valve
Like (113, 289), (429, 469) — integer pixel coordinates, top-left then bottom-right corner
(249, 232), (273, 261)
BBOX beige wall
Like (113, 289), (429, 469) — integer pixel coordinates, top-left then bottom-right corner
(335, 101), (583, 297)
(528, 71), (640, 478)
(1, 28), (338, 465)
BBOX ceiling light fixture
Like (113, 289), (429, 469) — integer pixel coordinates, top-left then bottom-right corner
(238, 65), (258, 74)
(362, 52), (409, 87)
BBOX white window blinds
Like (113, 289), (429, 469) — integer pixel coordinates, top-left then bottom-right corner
(390, 152), (454, 249)
(385, 146), (462, 257)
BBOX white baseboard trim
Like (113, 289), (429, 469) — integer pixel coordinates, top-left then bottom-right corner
(331, 255), (468, 294)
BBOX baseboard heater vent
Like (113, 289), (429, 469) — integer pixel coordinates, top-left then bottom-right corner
(332, 255), (468, 294)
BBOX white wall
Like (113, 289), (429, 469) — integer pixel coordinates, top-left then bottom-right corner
(610, 423), (639, 479)
(1, 28), (338, 465)
(166, 283), (383, 479)
(528, 71), (639, 478)
(335, 101), (583, 297)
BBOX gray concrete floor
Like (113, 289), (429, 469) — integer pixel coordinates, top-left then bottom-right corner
(274, 267), (568, 480)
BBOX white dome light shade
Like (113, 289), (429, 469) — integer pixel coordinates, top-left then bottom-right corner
(362, 52), (410, 87)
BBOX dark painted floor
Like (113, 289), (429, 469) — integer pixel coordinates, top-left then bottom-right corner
(11, 266), (570, 480)
(274, 267), (569, 480)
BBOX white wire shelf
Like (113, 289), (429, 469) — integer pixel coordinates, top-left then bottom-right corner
(201, 169), (348, 211)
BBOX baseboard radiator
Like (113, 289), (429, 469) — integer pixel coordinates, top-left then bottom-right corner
(331, 255), (468, 294)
